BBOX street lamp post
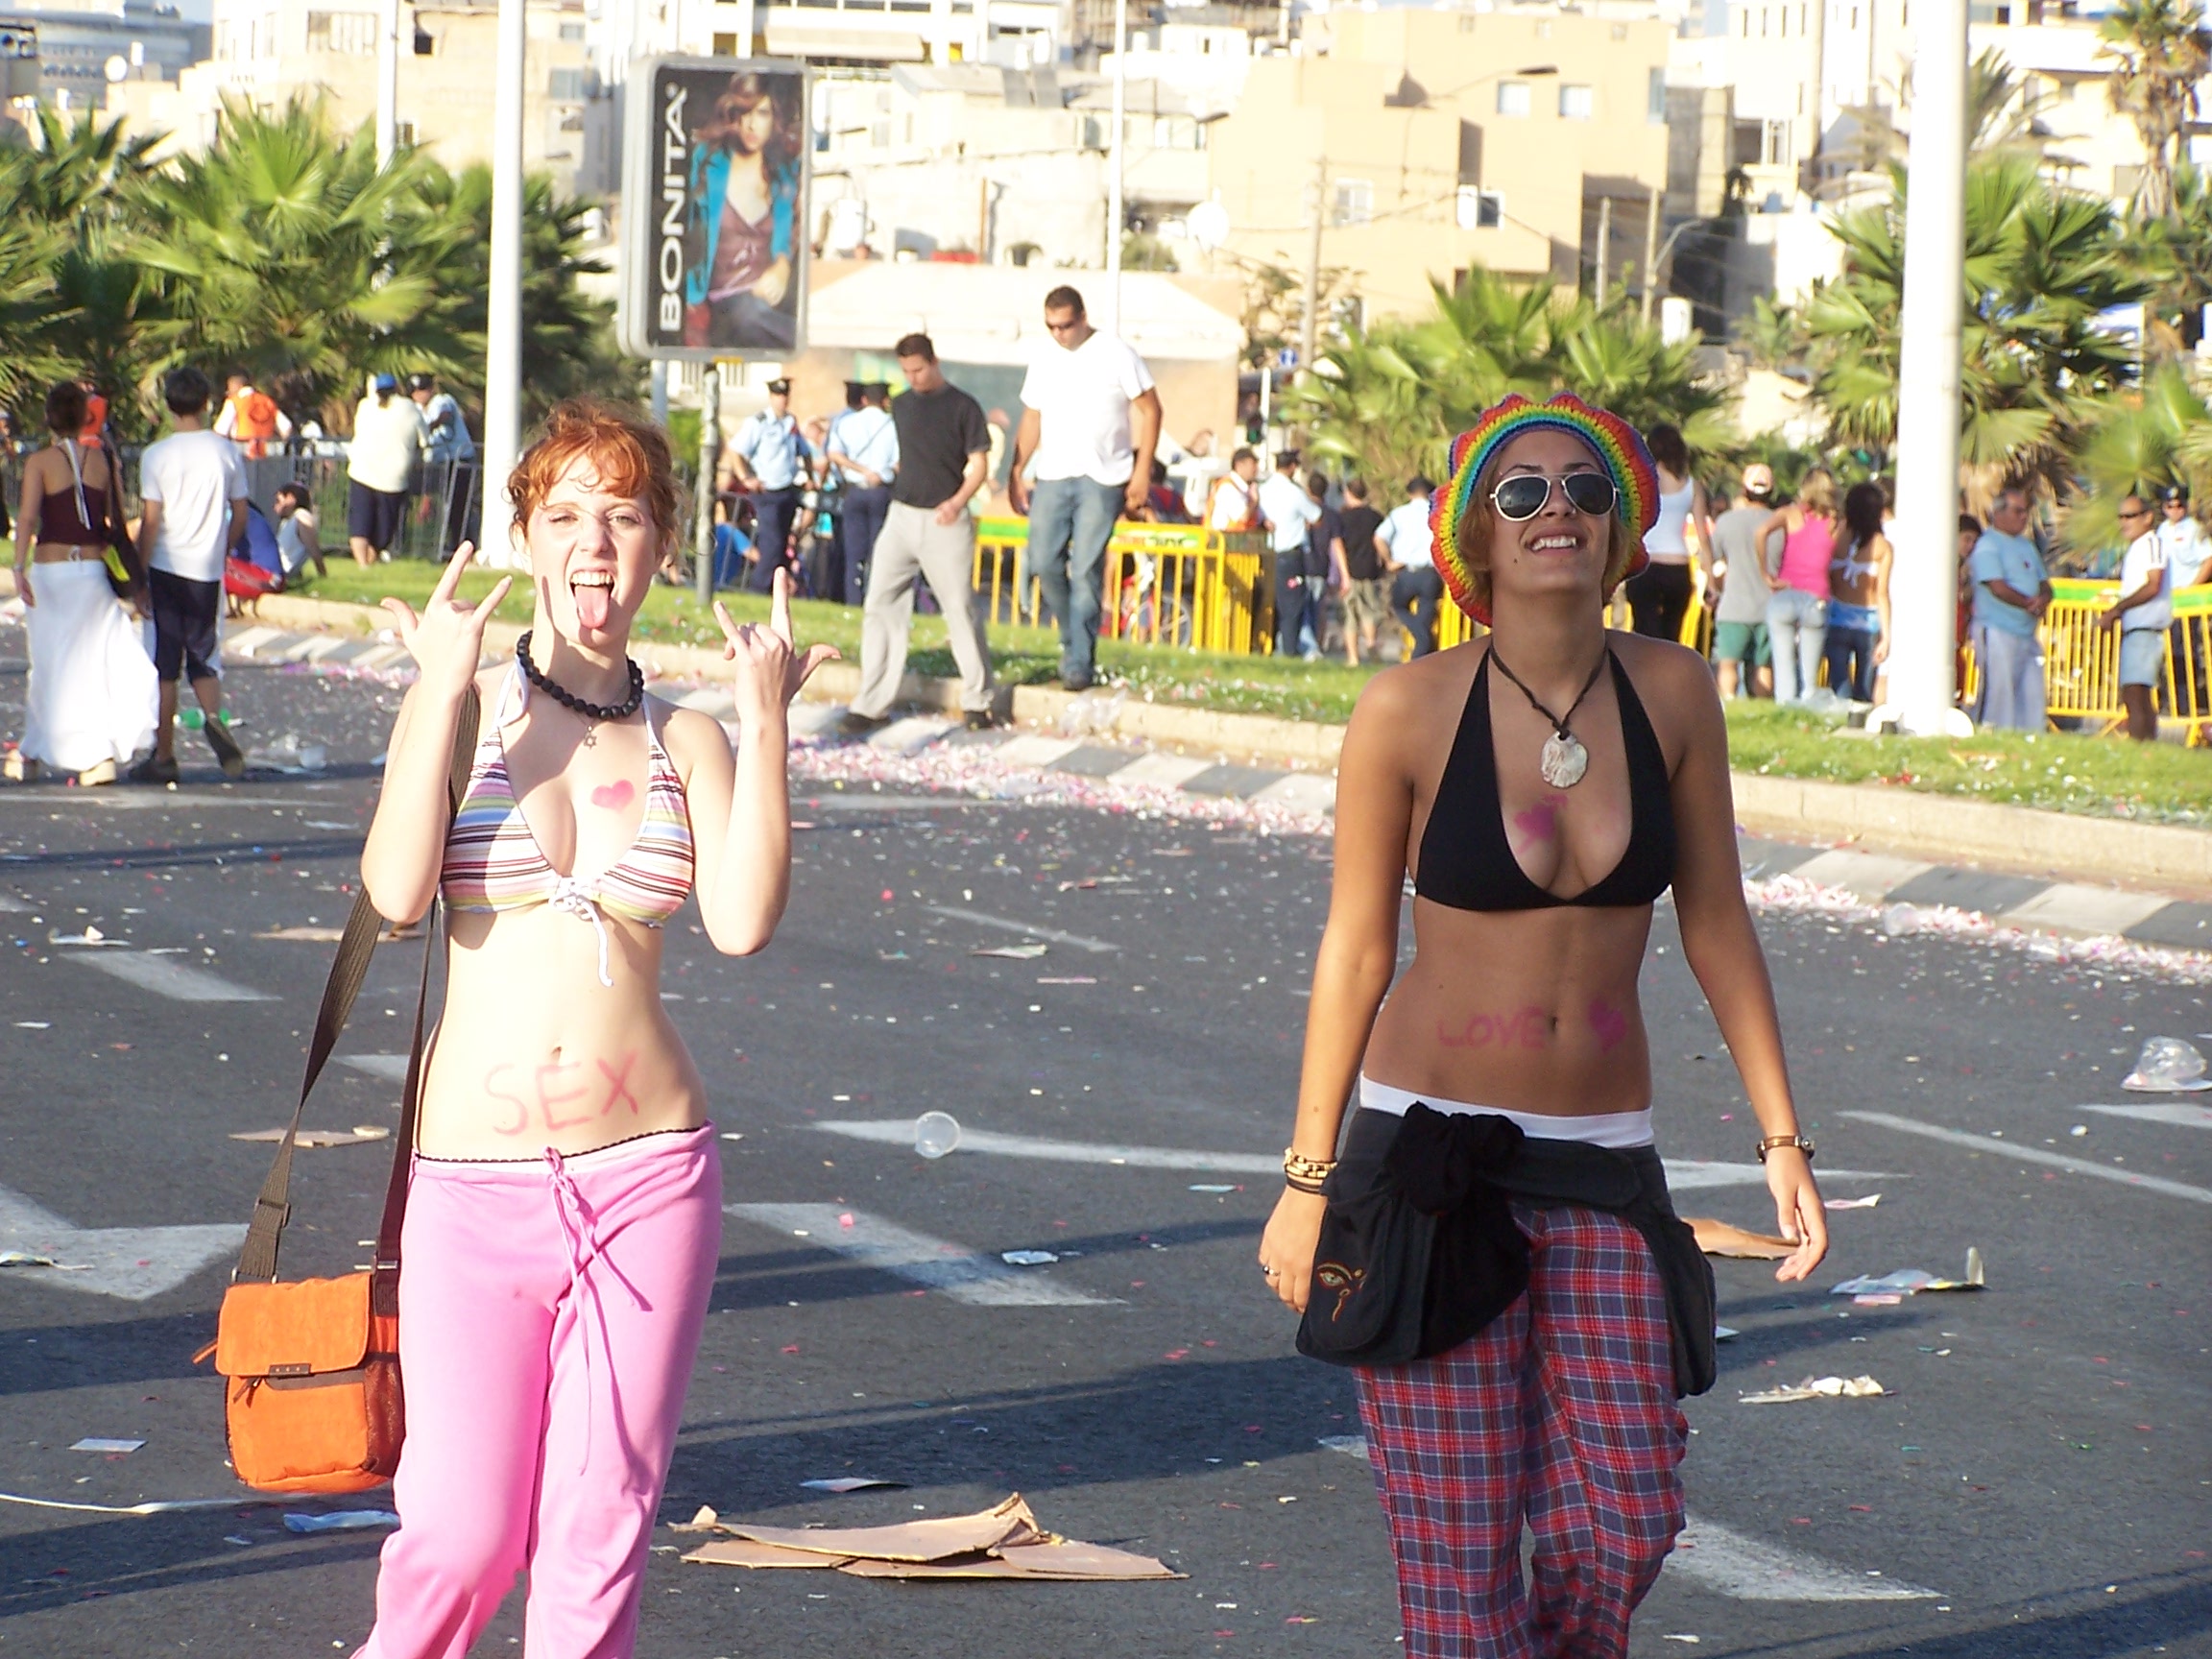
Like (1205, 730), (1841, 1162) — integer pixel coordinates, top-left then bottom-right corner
(375, 0), (400, 164)
(478, 0), (528, 567)
(1882, 0), (1972, 735)
(1102, 0), (1128, 337)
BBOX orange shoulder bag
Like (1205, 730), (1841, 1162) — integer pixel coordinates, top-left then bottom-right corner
(197, 687), (478, 1493)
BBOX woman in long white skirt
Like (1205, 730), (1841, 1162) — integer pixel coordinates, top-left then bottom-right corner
(10, 382), (157, 784)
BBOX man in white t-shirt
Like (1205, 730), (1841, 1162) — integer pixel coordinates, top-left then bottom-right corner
(1009, 285), (1164, 689)
(1257, 451), (1321, 658)
(2101, 493), (2171, 741)
(132, 367), (250, 783)
(1205, 448), (1262, 531)
(1375, 476), (1442, 658)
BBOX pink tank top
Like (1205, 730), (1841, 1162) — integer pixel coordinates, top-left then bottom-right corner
(1777, 515), (1835, 595)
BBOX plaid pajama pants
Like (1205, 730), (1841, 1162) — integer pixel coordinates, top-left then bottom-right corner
(1356, 1203), (1688, 1659)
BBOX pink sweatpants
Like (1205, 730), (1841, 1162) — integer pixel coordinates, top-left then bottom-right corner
(357, 1125), (723, 1659)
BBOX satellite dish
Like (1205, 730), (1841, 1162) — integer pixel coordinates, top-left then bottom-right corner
(1188, 200), (1230, 251)
(105, 54), (130, 83)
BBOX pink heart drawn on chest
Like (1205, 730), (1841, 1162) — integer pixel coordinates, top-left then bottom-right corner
(589, 780), (636, 811)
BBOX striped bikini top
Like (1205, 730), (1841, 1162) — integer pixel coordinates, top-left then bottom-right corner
(440, 665), (694, 986)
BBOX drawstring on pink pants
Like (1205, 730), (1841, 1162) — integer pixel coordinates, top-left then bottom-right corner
(544, 1147), (651, 1475)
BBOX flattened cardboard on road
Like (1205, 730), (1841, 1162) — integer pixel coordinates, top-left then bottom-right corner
(677, 1494), (1182, 1581)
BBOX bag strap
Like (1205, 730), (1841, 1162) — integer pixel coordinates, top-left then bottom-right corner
(231, 683), (483, 1286)
(98, 440), (145, 585)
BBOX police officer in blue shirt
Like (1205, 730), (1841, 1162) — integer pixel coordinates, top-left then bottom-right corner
(827, 381), (900, 606)
(726, 378), (808, 593)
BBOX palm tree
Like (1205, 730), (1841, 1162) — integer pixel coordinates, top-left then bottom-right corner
(1286, 267), (1737, 491)
(2102, 0), (2211, 220)
(2069, 363), (2210, 557)
(130, 96), (477, 427)
(1804, 155), (2148, 493)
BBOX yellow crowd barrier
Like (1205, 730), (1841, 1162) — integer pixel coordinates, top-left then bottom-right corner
(2035, 578), (2212, 740)
(972, 518), (1276, 655)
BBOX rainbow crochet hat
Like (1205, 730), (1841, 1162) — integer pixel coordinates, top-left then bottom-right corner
(1430, 393), (1661, 624)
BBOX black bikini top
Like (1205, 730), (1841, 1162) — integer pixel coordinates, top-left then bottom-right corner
(1414, 648), (1676, 911)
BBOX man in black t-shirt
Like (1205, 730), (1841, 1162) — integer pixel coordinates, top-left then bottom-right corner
(840, 333), (998, 734)
(1336, 476), (1389, 664)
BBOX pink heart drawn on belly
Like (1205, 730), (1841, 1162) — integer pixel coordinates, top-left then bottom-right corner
(589, 780), (636, 811)
(1587, 998), (1628, 1052)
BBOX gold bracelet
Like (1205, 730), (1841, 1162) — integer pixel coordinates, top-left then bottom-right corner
(1283, 1148), (1336, 1188)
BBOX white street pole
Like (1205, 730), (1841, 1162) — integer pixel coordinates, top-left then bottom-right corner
(375, 0), (400, 164)
(479, 0), (528, 567)
(1101, 0), (1127, 337)
(1883, 0), (1970, 734)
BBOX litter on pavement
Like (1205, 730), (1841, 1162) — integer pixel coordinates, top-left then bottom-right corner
(70, 1438), (144, 1454)
(971, 942), (1049, 959)
(1825, 1193), (1882, 1210)
(282, 1510), (399, 1533)
(253, 926), (349, 943)
(800, 1478), (907, 1494)
(1, 1251), (87, 1270)
(1686, 1218), (1795, 1259)
(0, 1491), (237, 1515)
(913, 1112), (961, 1159)
(1833, 1249), (1985, 1300)
(1000, 1250), (1059, 1265)
(1739, 1375), (1888, 1405)
(229, 1126), (392, 1146)
(675, 1494), (1182, 1581)
(2123, 1037), (2212, 1093)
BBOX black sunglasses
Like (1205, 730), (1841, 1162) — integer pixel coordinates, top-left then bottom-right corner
(1490, 471), (1619, 521)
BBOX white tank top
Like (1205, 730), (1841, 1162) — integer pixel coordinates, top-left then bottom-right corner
(1644, 480), (1694, 558)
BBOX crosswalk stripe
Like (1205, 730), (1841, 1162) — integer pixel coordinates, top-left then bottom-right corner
(1845, 1110), (2212, 1203)
(812, 1120), (1891, 1190)
(920, 905), (1120, 953)
(70, 953), (277, 1003)
(723, 1203), (1117, 1307)
(2082, 1102), (2212, 1130)
(0, 1184), (242, 1301)
(1314, 1440), (1934, 1601)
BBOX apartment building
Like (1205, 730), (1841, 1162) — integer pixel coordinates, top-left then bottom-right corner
(810, 60), (1214, 265)
(0, 0), (204, 108)
(105, 0), (594, 190)
(1671, 0), (2203, 210)
(1205, 3), (1672, 324)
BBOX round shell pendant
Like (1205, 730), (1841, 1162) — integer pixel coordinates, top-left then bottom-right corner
(1539, 731), (1589, 789)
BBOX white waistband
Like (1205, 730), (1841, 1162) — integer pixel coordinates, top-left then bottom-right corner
(1358, 1076), (1654, 1148)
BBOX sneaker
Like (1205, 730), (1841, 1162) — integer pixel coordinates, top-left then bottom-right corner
(963, 709), (1003, 733)
(129, 754), (180, 785)
(75, 759), (117, 787)
(837, 710), (890, 738)
(1060, 673), (1094, 693)
(204, 714), (247, 779)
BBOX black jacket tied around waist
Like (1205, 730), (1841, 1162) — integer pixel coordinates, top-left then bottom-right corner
(1296, 1104), (1718, 1398)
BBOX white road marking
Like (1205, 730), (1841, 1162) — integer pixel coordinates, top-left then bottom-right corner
(70, 953), (277, 1002)
(814, 1120), (1890, 1190)
(340, 1054), (413, 1082)
(1998, 883), (2170, 937)
(2082, 1102), (2212, 1130)
(797, 795), (986, 812)
(1315, 1438), (1934, 1601)
(723, 1204), (1117, 1307)
(1846, 1111), (2212, 1204)
(1667, 1515), (1936, 1601)
(1790, 850), (1935, 902)
(0, 1185), (242, 1301)
(921, 905), (1120, 953)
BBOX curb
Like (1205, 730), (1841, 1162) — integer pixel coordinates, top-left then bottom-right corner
(222, 590), (2212, 902)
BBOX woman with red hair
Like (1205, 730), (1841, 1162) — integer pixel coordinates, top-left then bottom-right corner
(355, 398), (835, 1658)
(1258, 396), (1825, 1657)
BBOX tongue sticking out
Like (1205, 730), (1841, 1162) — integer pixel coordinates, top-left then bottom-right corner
(572, 580), (612, 632)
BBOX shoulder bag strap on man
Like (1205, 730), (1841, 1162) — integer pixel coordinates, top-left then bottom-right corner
(230, 683), (482, 1286)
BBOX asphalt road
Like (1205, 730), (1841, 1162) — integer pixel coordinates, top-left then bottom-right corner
(0, 646), (2206, 1659)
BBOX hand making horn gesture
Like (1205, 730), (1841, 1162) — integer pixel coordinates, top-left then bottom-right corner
(381, 542), (513, 704)
(714, 566), (839, 724)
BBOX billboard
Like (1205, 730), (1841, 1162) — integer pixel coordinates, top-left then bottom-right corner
(618, 56), (809, 362)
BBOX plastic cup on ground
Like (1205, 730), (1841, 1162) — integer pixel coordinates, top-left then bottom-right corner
(913, 1111), (961, 1159)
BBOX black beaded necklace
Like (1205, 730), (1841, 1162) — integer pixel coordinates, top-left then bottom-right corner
(515, 630), (644, 747)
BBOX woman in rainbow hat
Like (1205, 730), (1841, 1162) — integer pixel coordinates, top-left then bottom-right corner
(1258, 394), (1826, 1656)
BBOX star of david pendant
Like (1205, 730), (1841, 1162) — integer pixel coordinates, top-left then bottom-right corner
(1539, 731), (1589, 789)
